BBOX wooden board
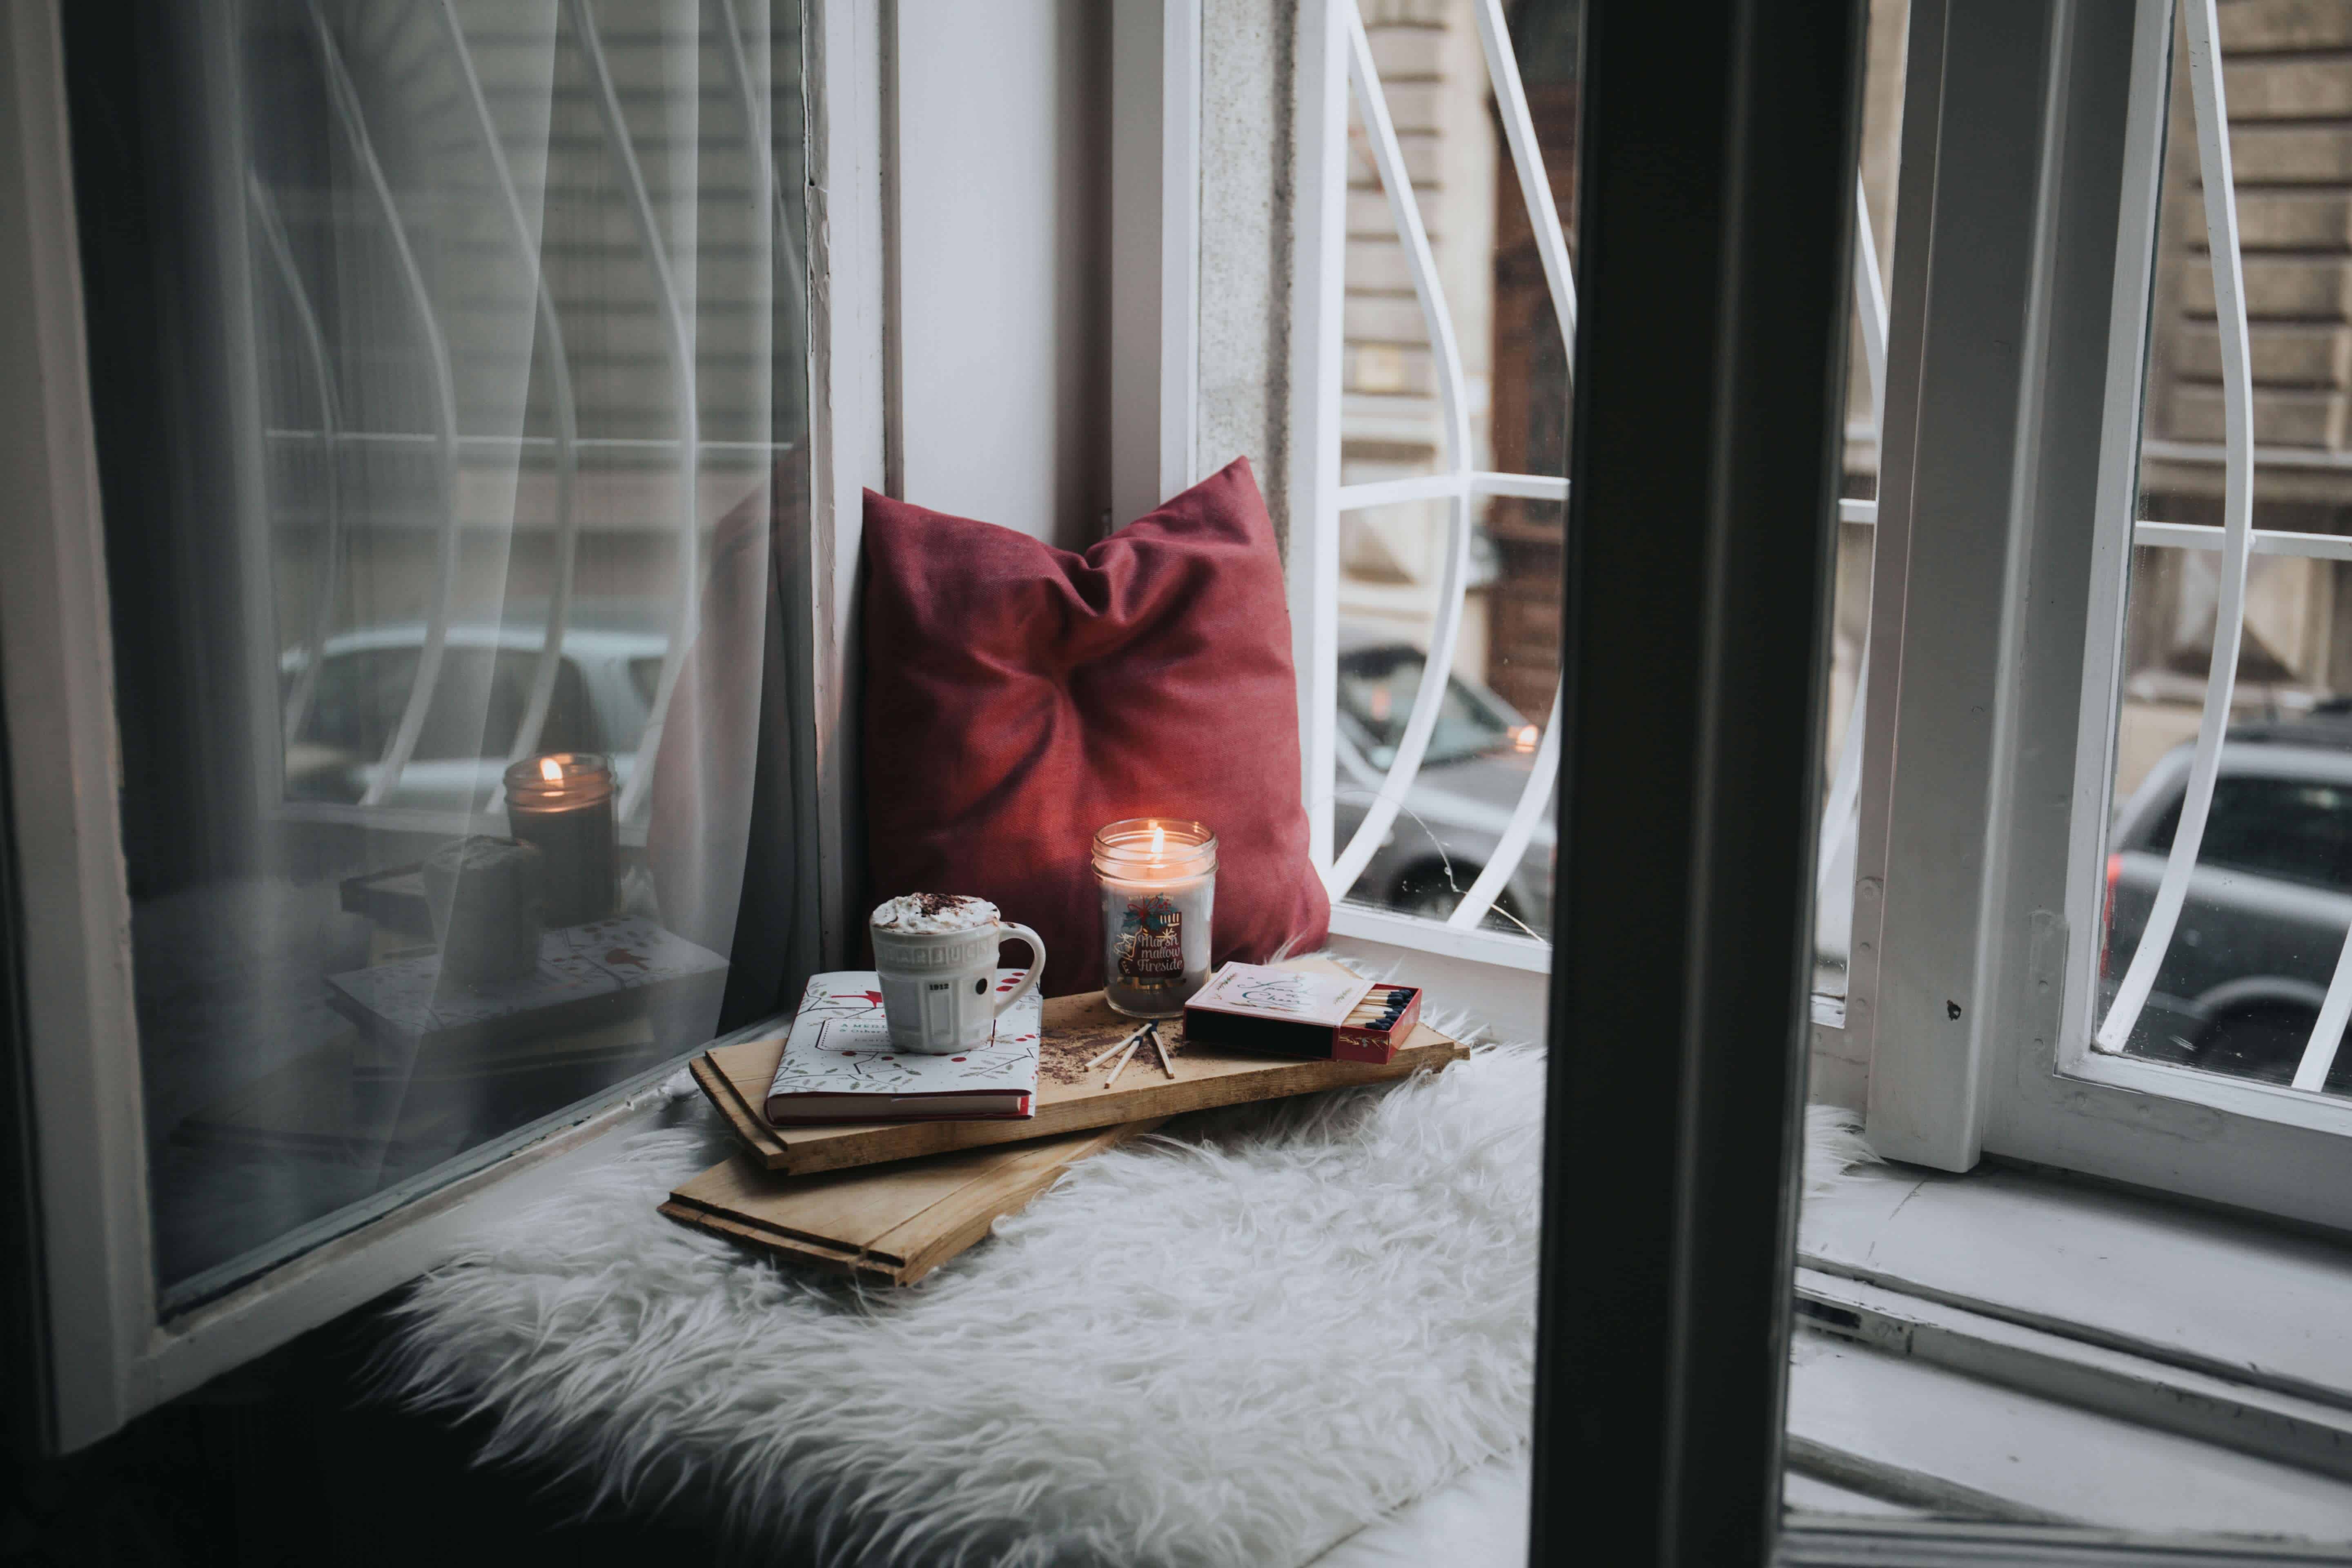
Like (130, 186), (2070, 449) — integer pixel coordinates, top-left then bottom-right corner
(659, 1118), (1167, 1286)
(688, 959), (1470, 1174)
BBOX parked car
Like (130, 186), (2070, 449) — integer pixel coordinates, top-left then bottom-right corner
(1332, 621), (1555, 935)
(2105, 710), (2352, 1089)
(281, 620), (666, 811)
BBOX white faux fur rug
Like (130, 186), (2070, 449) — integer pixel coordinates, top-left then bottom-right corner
(379, 1016), (1877, 1567)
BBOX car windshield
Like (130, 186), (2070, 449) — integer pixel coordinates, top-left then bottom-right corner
(1336, 646), (1519, 768)
(2142, 773), (2352, 894)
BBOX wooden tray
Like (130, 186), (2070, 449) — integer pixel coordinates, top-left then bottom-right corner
(689, 958), (1468, 1174)
(660, 1118), (1167, 1286)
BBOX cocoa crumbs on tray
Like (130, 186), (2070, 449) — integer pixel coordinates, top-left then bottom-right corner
(1038, 1028), (1183, 1087)
(1039, 1040), (1107, 1087)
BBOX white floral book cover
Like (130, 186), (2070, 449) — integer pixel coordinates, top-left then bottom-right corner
(764, 969), (1042, 1125)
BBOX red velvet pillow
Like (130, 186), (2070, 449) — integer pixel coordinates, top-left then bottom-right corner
(862, 458), (1329, 996)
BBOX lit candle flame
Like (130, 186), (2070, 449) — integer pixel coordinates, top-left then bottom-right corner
(1514, 725), (1539, 754)
(1150, 823), (1166, 861)
(540, 756), (565, 783)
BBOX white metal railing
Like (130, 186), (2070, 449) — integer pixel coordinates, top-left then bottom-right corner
(1323, 2), (1480, 908)
(1815, 178), (1891, 942)
(2071, 0), (2352, 1098)
(253, 1), (797, 825)
(1439, 0), (1580, 932)
(1327, 0), (2352, 1090)
(2094, 0), (2263, 1062)
(1319, 0), (1885, 949)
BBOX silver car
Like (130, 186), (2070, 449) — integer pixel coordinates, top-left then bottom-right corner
(2105, 715), (2352, 1089)
(1331, 623), (1555, 935)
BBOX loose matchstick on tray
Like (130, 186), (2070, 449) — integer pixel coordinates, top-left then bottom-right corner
(1102, 1034), (1143, 1087)
(1085, 1022), (1152, 1071)
(1102, 1021), (1179, 1088)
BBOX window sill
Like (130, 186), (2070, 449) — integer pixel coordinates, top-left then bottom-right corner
(1790, 1158), (2352, 1539)
(1325, 904), (1554, 973)
(137, 1073), (678, 1415)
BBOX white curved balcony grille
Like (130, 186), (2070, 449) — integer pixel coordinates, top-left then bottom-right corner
(2086, 0), (2352, 1100)
(1305, 0), (1889, 965)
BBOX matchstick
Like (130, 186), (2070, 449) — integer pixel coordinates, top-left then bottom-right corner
(1102, 1036), (1142, 1088)
(1149, 1022), (1176, 1078)
(1345, 988), (1412, 1027)
(1085, 1023), (1150, 1070)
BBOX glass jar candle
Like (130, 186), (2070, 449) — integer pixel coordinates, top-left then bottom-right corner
(1092, 818), (1217, 1018)
(503, 752), (617, 928)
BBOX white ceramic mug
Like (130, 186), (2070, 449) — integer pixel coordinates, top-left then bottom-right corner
(869, 895), (1047, 1054)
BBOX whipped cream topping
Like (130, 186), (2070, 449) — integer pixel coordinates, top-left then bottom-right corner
(871, 892), (998, 934)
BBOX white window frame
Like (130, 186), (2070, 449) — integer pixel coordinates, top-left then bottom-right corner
(0, 0), (886, 1450)
(1288, 0), (1891, 985)
(1849, 0), (2352, 1232)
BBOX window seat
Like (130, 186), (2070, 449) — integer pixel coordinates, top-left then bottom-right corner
(375, 1034), (1548, 1566)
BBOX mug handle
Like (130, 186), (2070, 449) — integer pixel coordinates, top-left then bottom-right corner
(992, 922), (1047, 1017)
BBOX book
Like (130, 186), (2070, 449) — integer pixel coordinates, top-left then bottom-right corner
(660, 1118), (1165, 1286)
(325, 913), (728, 1055)
(765, 970), (1043, 1125)
(1181, 963), (1423, 1062)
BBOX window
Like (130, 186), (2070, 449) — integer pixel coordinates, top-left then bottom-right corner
(0, 0), (875, 1447)
(1290, 0), (1578, 963)
(1291, 0), (1893, 976)
(1849, 0), (2352, 1229)
(105, 0), (814, 1310)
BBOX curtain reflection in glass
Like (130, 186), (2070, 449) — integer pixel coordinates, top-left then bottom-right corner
(122, 0), (806, 1306)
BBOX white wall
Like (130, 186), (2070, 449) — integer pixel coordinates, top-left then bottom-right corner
(892, 0), (1109, 549)
(1109, 0), (1200, 529)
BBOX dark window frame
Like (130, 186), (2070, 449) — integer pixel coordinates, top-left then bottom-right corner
(1528, 0), (1865, 1558)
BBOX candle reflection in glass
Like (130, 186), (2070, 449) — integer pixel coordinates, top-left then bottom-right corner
(1092, 818), (1217, 1018)
(504, 751), (617, 928)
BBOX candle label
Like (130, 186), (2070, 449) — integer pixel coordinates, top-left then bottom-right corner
(1115, 894), (1187, 984)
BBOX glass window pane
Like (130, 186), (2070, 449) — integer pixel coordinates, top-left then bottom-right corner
(88, 0), (808, 1307)
(2096, 1), (2352, 1098)
(1331, 0), (1576, 941)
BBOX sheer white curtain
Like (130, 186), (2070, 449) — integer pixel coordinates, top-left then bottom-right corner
(129, 0), (804, 1304)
